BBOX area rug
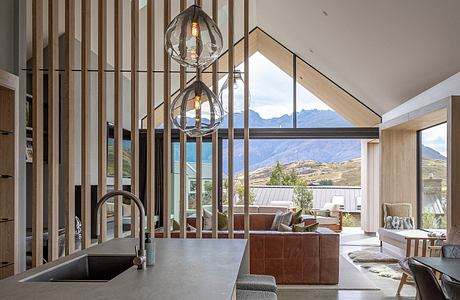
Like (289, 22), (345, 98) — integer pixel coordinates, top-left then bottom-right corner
(361, 263), (403, 280)
(348, 250), (399, 263)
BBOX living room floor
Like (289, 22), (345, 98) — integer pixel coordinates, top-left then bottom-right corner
(278, 228), (417, 300)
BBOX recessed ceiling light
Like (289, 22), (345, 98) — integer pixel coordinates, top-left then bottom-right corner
(322, 10), (328, 16)
(309, 49), (314, 54)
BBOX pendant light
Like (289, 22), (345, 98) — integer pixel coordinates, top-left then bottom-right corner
(165, 4), (223, 69)
(170, 80), (224, 137)
(219, 69), (250, 114)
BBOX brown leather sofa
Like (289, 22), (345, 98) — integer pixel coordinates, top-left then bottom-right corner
(155, 213), (339, 284)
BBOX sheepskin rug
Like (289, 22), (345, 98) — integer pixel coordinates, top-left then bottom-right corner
(348, 250), (399, 263)
(361, 263), (403, 280)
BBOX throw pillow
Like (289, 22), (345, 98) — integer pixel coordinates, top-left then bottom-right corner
(305, 223), (319, 232)
(279, 211), (293, 228)
(203, 209), (213, 230)
(384, 216), (414, 229)
(172, 219), (181, 231)
(218, 212), (228, 230)
(291, 209), (303, 226)
(317, 210), (330, 217)
(278, 223), (292, 232)
(292, 223), (307, 232)
(271, 210), (284, 231)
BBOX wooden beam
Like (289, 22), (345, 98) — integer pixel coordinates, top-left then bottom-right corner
(97, 0), (107, 243)
(47, 0), (59, 261)
(448, 96), (460, 231)
(211, 0), (219, 239)
(114, 0), (123, 238)
(81, 0), (91, 249)
(130, 0), (140, 238)
(163, 0), (171, 238)
(64, 0), (75, 255)
(227, 0), (234, 239)
(243, 0), (249, 239)
(196, 136), (202, 238)
(179, 0), (187, 239)
(32, 0), (44, 267)
(146, 0), (155, 234)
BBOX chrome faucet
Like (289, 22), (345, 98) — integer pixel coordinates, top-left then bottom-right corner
(97, 190), (146, 270)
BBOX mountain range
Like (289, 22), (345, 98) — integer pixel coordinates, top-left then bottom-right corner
(175, 109), (446, 175)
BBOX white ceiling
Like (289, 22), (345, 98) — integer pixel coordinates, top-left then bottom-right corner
(27, 0), (460, 119)
(256, 0), (460, 115)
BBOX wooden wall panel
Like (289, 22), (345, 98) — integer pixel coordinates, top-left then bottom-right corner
(64, 0), (75, 255)
(114, 0), (123, 238)
(163, 0), (171, 238)
(98, 0), (108, 243)
(178, 0), (187, 239)
(379, 129), (417, 226)
(47, 0), (59, 260)
(227, 0), (234, 239)
(130, 0), (140, 238)
(243, 0), (250, 239)
(81, 0), (91, 249)
(146, 0), (155, 234)
(361, 140), (380, 233)
(211, 0), (219, 239)
(32, 0), (44, 267)
(448, 96), (460, 230)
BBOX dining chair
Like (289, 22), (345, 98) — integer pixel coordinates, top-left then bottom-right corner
(397, 236), (444, 295)
(442, 244), (460, 258)
(408, 258), (447, 300)
(441, 274), (460, 300)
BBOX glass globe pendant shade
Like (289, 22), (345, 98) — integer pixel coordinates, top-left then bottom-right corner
(165, 5), (223, 69)
(219, 70), (250, 114)
(170, 80), (224, 137)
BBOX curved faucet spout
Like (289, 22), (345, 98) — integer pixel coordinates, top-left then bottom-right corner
(97, 190), (146, 270)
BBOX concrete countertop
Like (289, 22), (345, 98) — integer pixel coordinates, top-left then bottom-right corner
(0, 238), (248, 300)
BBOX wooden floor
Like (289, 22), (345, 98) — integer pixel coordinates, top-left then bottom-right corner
(278, 228), (416, 300)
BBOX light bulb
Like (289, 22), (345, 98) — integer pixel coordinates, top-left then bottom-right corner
(191, 21), (200, 37)
(191, 48), (197, 60)
(194, 95), (201, 110)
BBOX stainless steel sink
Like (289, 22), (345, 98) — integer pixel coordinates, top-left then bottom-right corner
(22, 255), (135, 282)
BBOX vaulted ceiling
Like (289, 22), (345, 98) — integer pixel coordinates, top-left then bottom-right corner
(26, 0), (460, 122)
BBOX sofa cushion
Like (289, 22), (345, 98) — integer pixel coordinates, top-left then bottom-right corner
(218, 212), (228, 230)
(316, 216), (339, 225)
(383, 203), (412, 219)
(278, 223), (292, 232)
(270, 211), (283, 231)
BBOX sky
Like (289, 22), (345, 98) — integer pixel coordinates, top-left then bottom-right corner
(219, 51), (331, 119)
(421, 123), (447, 157)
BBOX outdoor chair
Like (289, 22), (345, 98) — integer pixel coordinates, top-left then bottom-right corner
(397, 236), (444, 295)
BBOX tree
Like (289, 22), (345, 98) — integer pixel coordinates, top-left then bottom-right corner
(293, 180), (313, 213)
(318, 179), (334, 186)
(267, 161), (284, 185)
(235, 183), (256, 205)
(202, 181), (213, 205)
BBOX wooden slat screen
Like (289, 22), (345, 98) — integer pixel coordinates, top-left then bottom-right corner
(64, 0), (75, 255)
(227, 0), (234, 239)
(163, 0), (171, 238)
(211, 0), (219, 239)
(243, 0), (250, 238)
(32, 0), (44, 267)
(47, 0), (59, 261)
(81, 0), (91, 249)
(146, 0), (156, 234)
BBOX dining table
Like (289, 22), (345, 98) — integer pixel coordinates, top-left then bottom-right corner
(413, 256), (460, 281)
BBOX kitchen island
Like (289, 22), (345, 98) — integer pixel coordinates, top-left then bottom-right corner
(0, 238), (248, 300)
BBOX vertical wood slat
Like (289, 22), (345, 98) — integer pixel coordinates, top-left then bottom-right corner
(130, 0), (140, 238)
(97, 0), (108, 243)
(81, 0), (91, 249)
(47, 0), (59, 261)
(211, 0), (219, 238)
(227, 0), (234, 239)
(179, 0), (187, 239)
(163, 0), (171, 238)
(243, 0), (250, 238)
(196, 136), (202, 238)
(64, 0), (75, 255)
(114, 0), (123, 238)
(146, 0), (155, 234)
(32, 0), (44, 267)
